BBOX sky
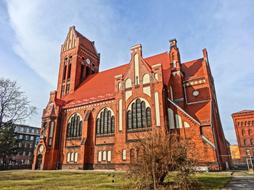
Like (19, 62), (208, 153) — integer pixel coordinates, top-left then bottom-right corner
(0, 0), (254, 144)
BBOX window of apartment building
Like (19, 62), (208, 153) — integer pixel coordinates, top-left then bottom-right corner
(25, 135), (29, 140)
(250, 139), (254, 145)
(23, 151), (26, 156)
(96, 108), (115, 136)
(242, 129), (245, 136)
(31, 128), (34, 133)
(19, 134), (23, 139)
(30, 136), (34, 141)
(248, 129), (252, 136)
(246, 149), (250, 156)
(243, 139), (247, 146)
(18, 142), (22, 148)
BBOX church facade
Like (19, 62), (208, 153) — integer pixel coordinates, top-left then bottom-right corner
(32, 26), (230, 170)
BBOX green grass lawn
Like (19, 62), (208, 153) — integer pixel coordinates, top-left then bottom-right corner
(0, 170), (232, 190)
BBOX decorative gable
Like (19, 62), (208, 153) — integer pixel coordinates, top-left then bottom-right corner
(62, 26), (77, 52)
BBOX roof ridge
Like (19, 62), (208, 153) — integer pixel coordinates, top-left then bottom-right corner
(182, 57), (203, 65)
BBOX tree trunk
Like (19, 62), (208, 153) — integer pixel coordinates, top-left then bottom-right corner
(152, 158), (156, 190)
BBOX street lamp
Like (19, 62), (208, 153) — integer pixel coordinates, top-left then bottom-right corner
(246, 149), (253, 172)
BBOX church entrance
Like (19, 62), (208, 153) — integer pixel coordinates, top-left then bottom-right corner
(35, 154), (43, 170)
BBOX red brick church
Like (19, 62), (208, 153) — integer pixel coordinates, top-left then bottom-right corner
(32, 26), (230, 170)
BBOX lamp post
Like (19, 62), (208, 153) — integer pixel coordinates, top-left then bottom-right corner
(246, 149), (253, 172)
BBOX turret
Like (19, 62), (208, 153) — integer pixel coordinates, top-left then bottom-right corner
(169, 39), (185, 107)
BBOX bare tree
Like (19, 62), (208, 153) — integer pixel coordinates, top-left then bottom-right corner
(0, 78), (36, 127)
(127, 129), (199, 190)
(0, 78), (36, 167)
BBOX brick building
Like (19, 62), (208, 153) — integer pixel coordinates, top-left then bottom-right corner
(232, 110), (254, 162)
(32, 26), (230, 170)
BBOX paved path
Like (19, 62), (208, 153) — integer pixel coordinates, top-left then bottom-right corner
(224, 176), (254, 190)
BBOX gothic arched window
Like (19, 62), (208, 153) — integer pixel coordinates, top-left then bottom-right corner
(127, 98), (151, 131)
(67, 113), (82, 138)
(96, 108), (115, 136)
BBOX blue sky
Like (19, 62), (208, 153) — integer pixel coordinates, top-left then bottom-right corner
(0, 0), (254, 144)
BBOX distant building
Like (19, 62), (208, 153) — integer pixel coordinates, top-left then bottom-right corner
(232, 110), (254, 161)
(0, 124), (40, 169)
(230, 145), (240, 160)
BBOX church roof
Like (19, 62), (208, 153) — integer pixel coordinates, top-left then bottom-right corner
(62, 51), (204, 108)
(182, 58), (204, 80)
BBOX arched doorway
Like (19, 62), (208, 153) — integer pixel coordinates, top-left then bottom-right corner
(35, 154), (43, 170)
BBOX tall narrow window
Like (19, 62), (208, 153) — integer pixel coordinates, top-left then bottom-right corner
(104, 109), (108, 134)
(66, 83), (70, 94)
(48, 121), (54, 146)
(111, 116), (115, 133)
(132, 103), (137, 129)
(96, 119), (100, 134)
(61, 85), (65, 97)
(96, 108), (115, 136)
(248, 129), (252, 136)
(127, 98), (152, 131)
(63, 65), (67, 81)
(242, 129), (245, 136)
(141, 101), (146, 127)
(67, 64), (72, 79)
(146, 107), (152, 128)
(127, 111), (132, 129)
(136, 99), (142, 128)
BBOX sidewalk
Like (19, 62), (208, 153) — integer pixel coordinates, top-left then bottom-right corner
(224, 176), (254, 190)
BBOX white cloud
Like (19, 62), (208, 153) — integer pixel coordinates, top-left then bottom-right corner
(6, 0), (129, 87)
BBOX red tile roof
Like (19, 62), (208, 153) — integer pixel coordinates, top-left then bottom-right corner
(182, 58), (204, 80)
(62, 51), (203, 108)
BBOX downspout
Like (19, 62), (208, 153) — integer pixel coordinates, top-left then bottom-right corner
(57, 110), (63, 169)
